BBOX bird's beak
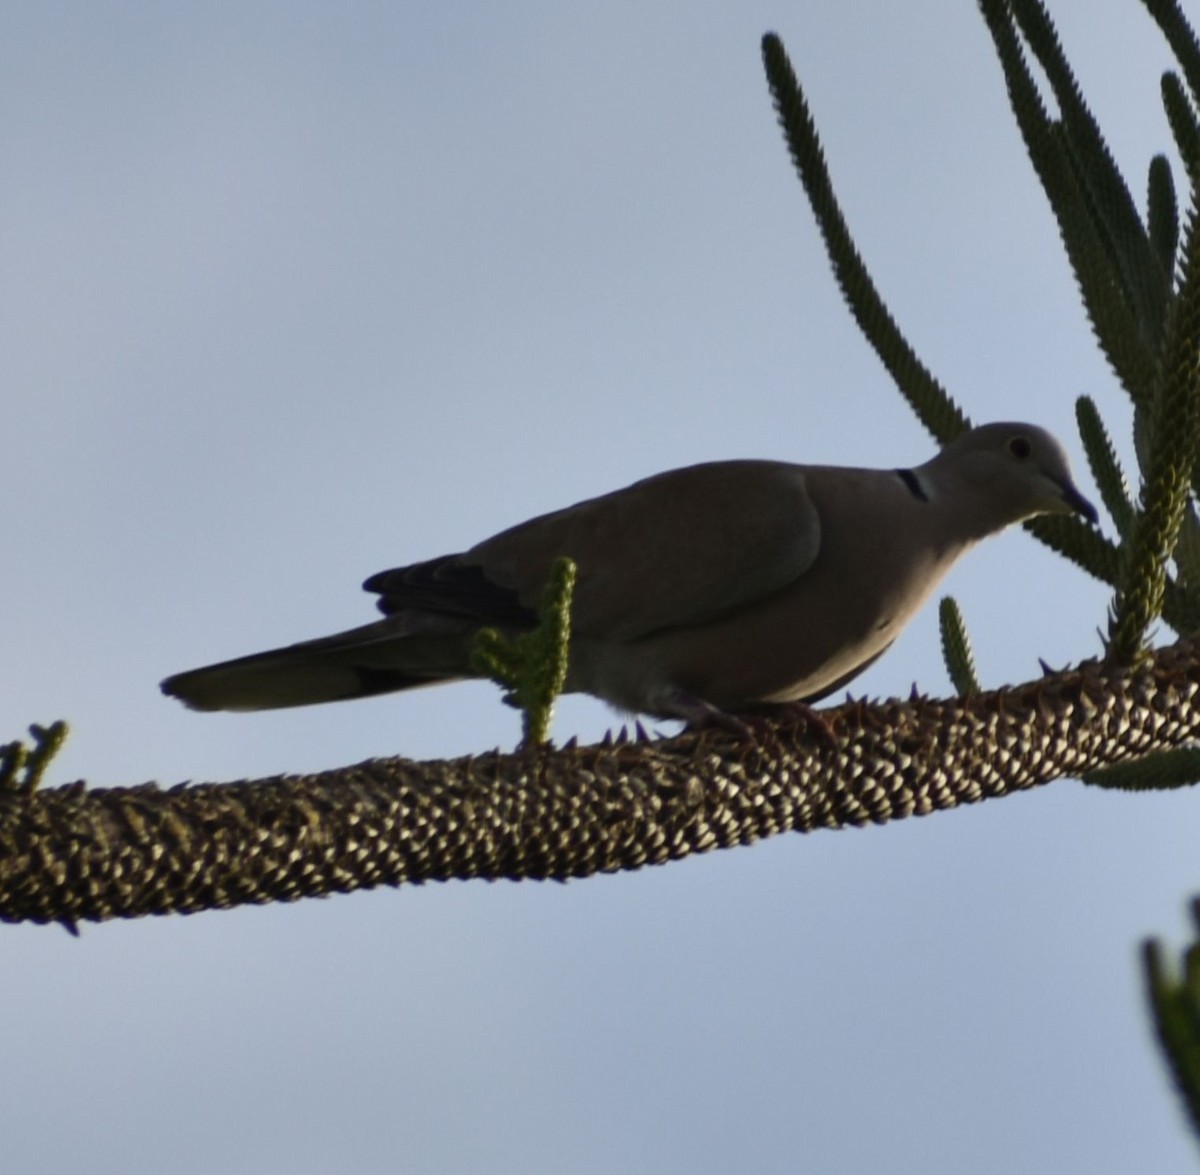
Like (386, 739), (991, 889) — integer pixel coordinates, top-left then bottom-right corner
(1057, 479), (1099, 524)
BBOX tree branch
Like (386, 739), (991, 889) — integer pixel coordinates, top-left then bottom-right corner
(6, 636), (1200, 928)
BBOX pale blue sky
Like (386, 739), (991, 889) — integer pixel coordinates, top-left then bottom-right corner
(3, 3), (1199, 1172)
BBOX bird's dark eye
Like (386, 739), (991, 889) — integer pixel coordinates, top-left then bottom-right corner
(1008, 435), (1033, 459)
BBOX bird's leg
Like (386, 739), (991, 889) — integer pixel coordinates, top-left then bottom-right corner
(740, 699), (838, 747)
(658, 690), (757, 740)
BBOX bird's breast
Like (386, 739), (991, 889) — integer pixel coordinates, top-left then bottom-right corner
(579, 497), (974, 714)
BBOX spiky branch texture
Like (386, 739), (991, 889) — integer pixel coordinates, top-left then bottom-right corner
(3, 640), (1200, 927)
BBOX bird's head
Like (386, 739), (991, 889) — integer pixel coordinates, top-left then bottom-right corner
(925, 421), (1098, 535)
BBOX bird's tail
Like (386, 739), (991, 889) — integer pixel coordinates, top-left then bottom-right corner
(161, 618), (474, 712)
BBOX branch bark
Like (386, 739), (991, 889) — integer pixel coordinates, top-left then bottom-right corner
(5, 636), (1199, 927)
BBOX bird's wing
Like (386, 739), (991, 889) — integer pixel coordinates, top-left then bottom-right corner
(447, 459), (824, 641)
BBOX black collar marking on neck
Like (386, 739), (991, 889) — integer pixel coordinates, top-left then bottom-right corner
(896, 467), (929, 502)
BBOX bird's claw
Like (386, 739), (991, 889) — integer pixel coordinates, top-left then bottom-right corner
(682, 698), (837, 747)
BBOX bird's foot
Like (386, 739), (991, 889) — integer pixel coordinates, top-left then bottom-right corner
(665, 691), (836, 747)
(739, 700), (838, 747)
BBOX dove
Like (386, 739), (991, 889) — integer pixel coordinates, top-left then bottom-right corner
(162, 422), (1097, 725)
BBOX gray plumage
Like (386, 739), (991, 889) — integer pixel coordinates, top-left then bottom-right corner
(162, 422), (1097, 724)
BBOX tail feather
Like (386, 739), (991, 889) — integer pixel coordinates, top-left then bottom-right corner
(161, 619), (473, 712)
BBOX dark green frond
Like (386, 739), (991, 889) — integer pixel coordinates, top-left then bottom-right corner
(1162, 72), (1200, 174)
(1075, 395), (1136, 536)
(1142, 0), (1200, 111)
(978, 1), (1159, 406)
(1084, 746), (1200, 788)
(1172, 508), (1200, 588)
(1108, 183), (1200, 660)
(0, 722), (69, 794)
(1143, 899), (1200, 1149)
(760, 33), (967, 444)
(938, 598), (981, 696)
(1010, 0), (1170, 342)
(1018, 511), (1198, 633)
(471, 557), (576, 747)
(0, 742), (27, 792)
(1165, 573), (1200, 634)
(977, 0), (1054, 128)
(1148, 153), (1180, 273)
(1023, 512), (1121, 586)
